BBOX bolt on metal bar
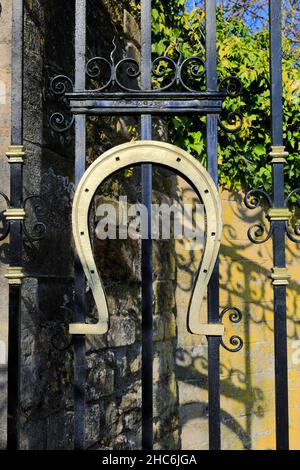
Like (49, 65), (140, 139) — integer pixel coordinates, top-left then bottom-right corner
(74, 0), (87, 451)
(205, 0), (221, 450)
(7, 0), (24, 450)
(269, 0), (289, 450)
(141, 0), (153, 451)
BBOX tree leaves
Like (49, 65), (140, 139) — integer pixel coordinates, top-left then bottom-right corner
(127, 1), (300, 192)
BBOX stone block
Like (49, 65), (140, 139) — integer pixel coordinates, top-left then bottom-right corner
(86, 352), (115, 400)
(107, 316), (136, 347)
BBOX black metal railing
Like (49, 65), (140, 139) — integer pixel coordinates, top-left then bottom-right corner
(4, 0), (299, 451)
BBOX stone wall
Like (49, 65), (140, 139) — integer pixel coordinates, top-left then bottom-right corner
(19, 0), (179, 450)
(0, 0), (300, 451)
(176, 188), (300, 450)
(20, 0), (75, 450)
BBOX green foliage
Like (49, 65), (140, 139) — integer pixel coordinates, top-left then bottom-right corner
(129, 2), (300, 192)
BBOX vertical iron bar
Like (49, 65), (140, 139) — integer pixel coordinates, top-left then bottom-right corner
(140, 0), (153, 451)
(269, 0), (289, 450)
(7, 0), (24, 450)
(74, 0), (87, 451)
(205, 0), (221, 450)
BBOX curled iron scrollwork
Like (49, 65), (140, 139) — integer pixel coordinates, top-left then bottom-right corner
(50, 306), (74, 352)
(86, 38), (140, 91)
(179, 56), (206, 92)
(86, 37), (206, 93)
(220, 307), (243, 353)
(218, 76), (243, 133)
(284, 188), (300, 243)
(0, 193), (48, 243)
(219, 76), (243, 98)
(218, 110), (243, 134)
(49, 75), (75, 133)
(86, 37), (141, 92)
(86, 56), (114, 90)
(49, 38), (243, 130)
(0, 192), (10, 241)
(49, 112), (75, 133)
(152, 55), (178, 91)
(49, 74), (73, 98)
(244, 189), (274, 244)
(115, 58), (141, 91)
(34, 303), (74, 352)
(23, 195), (48, 242)
(247, 223), (274, 244)
(244, 188), (273, 210)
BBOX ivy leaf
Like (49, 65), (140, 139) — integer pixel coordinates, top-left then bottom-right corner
(253, 144), (266, 156)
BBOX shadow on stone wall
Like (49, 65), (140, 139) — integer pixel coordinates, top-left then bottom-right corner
(2, 0), (299, 451)
(174, 189), (300, 450)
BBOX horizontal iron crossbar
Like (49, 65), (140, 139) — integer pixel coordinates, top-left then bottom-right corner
(67, 91), (225, 115)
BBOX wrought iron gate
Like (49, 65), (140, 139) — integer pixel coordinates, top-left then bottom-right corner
(3, 0), (299, 450)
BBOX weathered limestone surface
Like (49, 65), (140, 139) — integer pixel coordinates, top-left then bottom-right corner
(177, 189), (300, 450)
(0, 0), (300, 451)
(8, 0), (179, 450)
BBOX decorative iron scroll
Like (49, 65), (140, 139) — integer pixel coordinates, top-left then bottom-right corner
(70, 141), (223, 336)
(49, 39), (243, 133)
(33, 304), (74, 352)
(244, 189), (274, 244)
(49, 75), (75, 133)
(0, 194), (48, 243)
(220, 307), (243, 352)
(218, 109), (243, 134)
(218, 76), (243, 133)
(86, 38), (206, 93)
(0, 191), (10, 241)
(23, 195), (48, 242)
(244, 187), (300, 244)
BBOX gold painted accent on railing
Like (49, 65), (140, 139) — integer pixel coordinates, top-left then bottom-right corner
(3, 208), (26, 220)
(6, 145), (26, 163)
(5, 267), (24, 285)
(70, 141), (223, 336)
(270, 267), (291, 286)
(269, 145), (289, 164)
(267, 208), (291, 221)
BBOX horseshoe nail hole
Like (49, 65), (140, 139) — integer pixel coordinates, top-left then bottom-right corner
(176, 157), (181, 162)
(80, 232), (84, 236)
(203, 269), (208, 273)
(85, 188), (89, 192)
(91, 270), (95, 274)
(116, 157), (120, 161)
(211, 232), (216, 236)
(204, 189), (209, 194)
